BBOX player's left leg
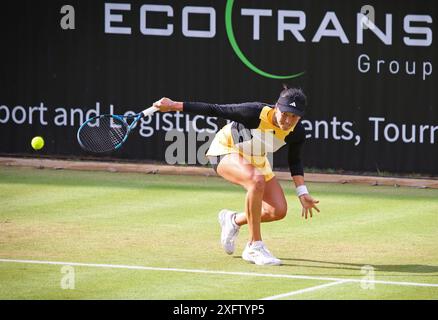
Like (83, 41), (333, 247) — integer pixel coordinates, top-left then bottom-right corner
(238, 177), (286, 265)
(235, 177), (287, 226)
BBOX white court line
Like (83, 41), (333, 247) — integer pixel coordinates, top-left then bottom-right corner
(1, 258), (438, 288)
(260, 280), (350, 300)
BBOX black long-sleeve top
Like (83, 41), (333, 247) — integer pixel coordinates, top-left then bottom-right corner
(183, 101), (305, 177)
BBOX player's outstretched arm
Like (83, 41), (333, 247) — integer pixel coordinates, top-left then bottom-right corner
(152, 97), (262, 127)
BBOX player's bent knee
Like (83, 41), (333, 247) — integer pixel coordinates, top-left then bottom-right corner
(247, 174), (266, 193)
(275, 206), (288, 220)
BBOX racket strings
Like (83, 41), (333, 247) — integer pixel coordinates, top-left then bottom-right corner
(78, 116), (128, 153)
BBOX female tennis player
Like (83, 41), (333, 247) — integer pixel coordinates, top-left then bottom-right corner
(153, 86), (320, 266)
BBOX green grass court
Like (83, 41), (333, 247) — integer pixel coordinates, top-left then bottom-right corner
(1, 166), (437, 299)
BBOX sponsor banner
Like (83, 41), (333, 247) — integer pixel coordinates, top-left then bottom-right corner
(0, 0), (436, 174)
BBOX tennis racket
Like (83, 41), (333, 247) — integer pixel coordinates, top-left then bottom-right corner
(77, 106), (159, 153)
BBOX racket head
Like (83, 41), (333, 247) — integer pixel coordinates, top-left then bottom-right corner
(77, 115), (131, 153)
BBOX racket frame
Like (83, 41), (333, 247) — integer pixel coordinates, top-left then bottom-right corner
(77, 106), (158, 153)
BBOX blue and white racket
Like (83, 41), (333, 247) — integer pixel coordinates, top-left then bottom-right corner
(77, 106), (158, 153)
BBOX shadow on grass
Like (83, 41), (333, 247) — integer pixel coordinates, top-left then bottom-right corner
(277, 258), (438, 275)
(232, 256), (438, 276)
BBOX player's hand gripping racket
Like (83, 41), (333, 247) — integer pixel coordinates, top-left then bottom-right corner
(77, 106), (159, 153)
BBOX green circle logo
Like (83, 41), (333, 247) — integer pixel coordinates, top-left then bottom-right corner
(225, 0), (305, 79)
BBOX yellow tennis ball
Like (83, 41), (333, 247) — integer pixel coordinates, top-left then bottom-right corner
(31, 136), (45, 150)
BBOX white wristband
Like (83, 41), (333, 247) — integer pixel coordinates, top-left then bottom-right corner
(296, 185), (309, 197)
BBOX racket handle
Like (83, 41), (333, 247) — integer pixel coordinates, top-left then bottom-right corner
(142, 106), (159, 117)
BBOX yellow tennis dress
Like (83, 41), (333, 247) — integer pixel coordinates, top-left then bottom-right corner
(206, 106), (296, 181)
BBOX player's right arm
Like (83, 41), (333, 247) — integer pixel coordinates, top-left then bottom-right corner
(153, 97), (263, 126)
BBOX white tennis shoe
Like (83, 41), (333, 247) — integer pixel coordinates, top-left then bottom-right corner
(242, 241), (282, 266)
(218, 209), (240, 255)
